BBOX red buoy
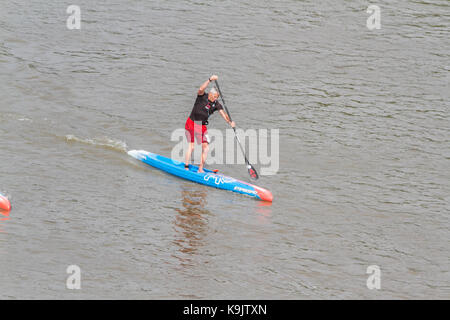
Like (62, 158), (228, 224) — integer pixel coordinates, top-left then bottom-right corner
(0, 194), (11, 212)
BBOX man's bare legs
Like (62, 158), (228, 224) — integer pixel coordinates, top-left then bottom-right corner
(197, 142), (209, 173)
(185, 142), (194, 169)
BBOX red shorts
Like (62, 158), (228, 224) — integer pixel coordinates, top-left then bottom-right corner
(185, 117), (209, 144)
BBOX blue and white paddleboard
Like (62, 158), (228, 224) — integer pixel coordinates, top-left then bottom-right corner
(128, 150), (273, 201)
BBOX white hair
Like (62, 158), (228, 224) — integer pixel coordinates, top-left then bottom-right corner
(209, 87), (218, 95)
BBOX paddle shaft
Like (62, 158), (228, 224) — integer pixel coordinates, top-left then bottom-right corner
(214, 80), (252, 168)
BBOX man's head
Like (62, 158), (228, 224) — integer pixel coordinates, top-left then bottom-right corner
(208, 87), (220, 102)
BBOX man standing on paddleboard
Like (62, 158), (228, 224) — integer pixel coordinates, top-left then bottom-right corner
(185, 75), (235, 173)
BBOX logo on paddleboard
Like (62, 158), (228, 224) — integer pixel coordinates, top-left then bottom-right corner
(233, 186), (257, 195)
(203, 174), (235, 185)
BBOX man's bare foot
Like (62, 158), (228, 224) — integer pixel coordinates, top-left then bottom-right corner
(197, 167), (205, 173)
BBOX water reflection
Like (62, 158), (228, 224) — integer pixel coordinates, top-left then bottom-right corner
(255, 200), (272, 224)
(172, 184), (209, 266)
(0, 210), (9, 218)
(0, 210), (10, 233)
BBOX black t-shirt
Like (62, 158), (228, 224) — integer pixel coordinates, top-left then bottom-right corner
(189, 93), (223, 125)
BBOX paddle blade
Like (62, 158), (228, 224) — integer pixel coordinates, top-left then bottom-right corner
(247, 164), (259, 180)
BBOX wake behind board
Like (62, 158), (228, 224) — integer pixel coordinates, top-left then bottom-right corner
(128, 150), (273, 202)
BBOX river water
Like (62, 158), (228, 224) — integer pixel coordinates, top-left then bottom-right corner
(0, 0), (449, 299)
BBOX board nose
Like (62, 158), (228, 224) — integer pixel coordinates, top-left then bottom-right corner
(253, 186), (273, 202)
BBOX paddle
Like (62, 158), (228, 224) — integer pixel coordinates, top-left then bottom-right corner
(214, 80), (259, 180)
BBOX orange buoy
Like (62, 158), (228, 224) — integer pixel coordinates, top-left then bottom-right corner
(0, 194), (11, 212)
